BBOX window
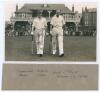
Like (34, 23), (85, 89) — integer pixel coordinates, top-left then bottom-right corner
(44, 4), (47, 7)
(85, 21), (88, 26)
(22, 13), (25, 18)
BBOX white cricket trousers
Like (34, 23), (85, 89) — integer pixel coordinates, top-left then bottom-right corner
(51, 27), (64, 55)
(34, 29), (45, 54)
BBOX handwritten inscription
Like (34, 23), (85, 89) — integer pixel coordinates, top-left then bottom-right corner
(16, 68), (88, 79)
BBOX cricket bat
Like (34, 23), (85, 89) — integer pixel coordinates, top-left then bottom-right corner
(31, 34), (34, 54)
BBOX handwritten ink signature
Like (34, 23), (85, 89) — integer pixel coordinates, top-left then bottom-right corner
(16, 68), (88, 79)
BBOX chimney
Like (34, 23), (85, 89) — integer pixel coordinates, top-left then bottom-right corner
(16, 4), (18, 11)
(72, 4), (74, 12)
(82, 7), (84, 13)
(85, 6), (88, 12)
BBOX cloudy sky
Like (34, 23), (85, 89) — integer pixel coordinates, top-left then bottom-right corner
(5, 2), (97, 21)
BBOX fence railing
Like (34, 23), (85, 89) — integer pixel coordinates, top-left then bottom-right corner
(10, 16), (80, 23)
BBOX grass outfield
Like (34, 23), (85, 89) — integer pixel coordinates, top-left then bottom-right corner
(5, 36), (96, 61)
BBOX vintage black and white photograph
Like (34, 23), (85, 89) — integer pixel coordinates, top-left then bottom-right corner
(5, 3), (97, 61)
(1, 1), (99, 91)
